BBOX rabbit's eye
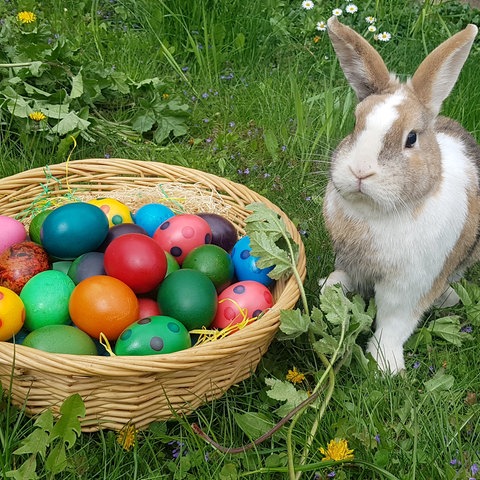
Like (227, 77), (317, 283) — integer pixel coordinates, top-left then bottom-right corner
(405, 131), (417, 148)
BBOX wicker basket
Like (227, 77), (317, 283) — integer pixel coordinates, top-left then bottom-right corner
(0, 158), (306, 432)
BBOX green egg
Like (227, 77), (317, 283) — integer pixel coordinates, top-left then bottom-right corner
(157, 269), (217, 330)
(28, 210), (51, 245)
(165, 251), (180, 276)
(115, 315), (191, 356)
(22, 325), (97, 355)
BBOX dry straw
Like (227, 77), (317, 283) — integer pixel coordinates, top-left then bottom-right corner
(0, 158), (306, 432)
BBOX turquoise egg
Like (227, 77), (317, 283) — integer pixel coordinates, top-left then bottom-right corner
(40, 202), (109, 260)
(22, 325), (97, 355)
(115, 315), (191, 356)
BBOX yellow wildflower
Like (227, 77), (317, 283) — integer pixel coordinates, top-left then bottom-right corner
(117, 424), (138, 451)
(17, 11), (37, 24)
(29, 111), (47, 122)
(162, 93), (170, 100)
(313, 36), (321, 44)
(286, 367), (305, 384)
(320, 438), (354, 461)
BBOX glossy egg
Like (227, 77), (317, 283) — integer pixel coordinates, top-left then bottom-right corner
(20, 270), (76, 331)
(182, 244), (234, 292)
(210, 280), (274, 330)
(69, 275), (139, 341)
(104, 233), (167, 294)
(157, 269), (217, 330)
(22, 324), (98, 355)
(0, 286), (26, 341)
(137, 297), (162, 319)
(230, 235), (274, 287)
(28, 210), (51, 245)
(134, 203), (175, 237)
(0, 241), (50, 294)
(115, 315), (191, 356)
(67, 252), (106, 284)
(40, 202), (109, 259)
(153, 214), (212, 265)
(97, 223), (148, 252)
(0, 216), (27, 254)
(89, 198), (134, 227)
(196, 213), (238, 253)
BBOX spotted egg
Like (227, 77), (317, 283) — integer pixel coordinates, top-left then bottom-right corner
(115, 315), (191, 356)
(88, 198), (134, 227)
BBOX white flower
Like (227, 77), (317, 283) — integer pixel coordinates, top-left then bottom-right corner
(332, 8), (343, 16)
(365, 16), (376, 24)
(377, 31), (392, 42)
(302, 0), (314, 10)
(368, 25), (377, 32)
(316, 21), (327, 31)
(346, 4), (358, 14)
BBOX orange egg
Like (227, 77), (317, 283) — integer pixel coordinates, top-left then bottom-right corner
(69, 275), (139, 341)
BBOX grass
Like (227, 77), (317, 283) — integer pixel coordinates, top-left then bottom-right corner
(0, 0), (479, 479)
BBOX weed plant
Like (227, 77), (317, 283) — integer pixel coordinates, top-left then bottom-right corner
(0, 0), (479, 479)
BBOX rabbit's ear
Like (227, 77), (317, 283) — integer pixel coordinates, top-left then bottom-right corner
(327, 16), (392, 101)
(411, 24), (478, 116)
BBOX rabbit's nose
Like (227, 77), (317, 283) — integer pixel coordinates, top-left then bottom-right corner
(349, 166), (375, 180)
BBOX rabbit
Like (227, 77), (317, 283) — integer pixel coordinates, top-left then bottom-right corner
(320, 16), (480, 374)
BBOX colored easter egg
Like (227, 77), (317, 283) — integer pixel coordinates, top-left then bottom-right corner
(156, 269), (217, 330)
(137, 297), (161, 319)
(89, 198), (134, 227)
(67, 252), (106, 284)
(28, 210), (51, 245)
(182, 244), (234, 292)
(40, 202), (109, 259)
(0, 286), (26, 341)
(0, 241), (50, 294)
(196, 213), (238, 253)
(165, 251), (180, 276)
(20, 270), (76, 331)
(52, 261), (73, 274)
(0, 216), (27, 254)
(134, 203), (175, 237)
(69, 275), (139, 341)
(22, 325), (97, 355)
(104, 233), (167, 294)
(210, 280), (274, 330)
(97, 223), (148, 252)
(230, 236), (274, 287)
(115, 315), (191, 356)
(153, 214), (212, 265)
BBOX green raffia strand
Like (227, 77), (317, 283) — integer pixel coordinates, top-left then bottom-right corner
(156, 184), (186, 213)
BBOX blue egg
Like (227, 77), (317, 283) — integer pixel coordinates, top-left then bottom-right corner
(40, 202), (109, 260)
(230, 235), (274, 287)
(133, 203), (175, 237)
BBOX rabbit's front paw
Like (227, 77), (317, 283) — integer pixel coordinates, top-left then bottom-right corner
(366, 336), (405, 375)
(319, 270), (353, 295)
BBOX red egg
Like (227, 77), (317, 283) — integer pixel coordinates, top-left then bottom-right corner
(153, 214), (212, 265)
(137, 297), (162, 319)
(0, 242), (50, 294)
(104, 233), (167, 294)
(210, 280), (274, 330)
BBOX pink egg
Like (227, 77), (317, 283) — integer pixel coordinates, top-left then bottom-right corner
(210, 280), (274, 330)
(0, 216), (27, 254)
(152, 214), (212, 264)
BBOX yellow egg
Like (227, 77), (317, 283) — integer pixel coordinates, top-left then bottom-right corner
(89, 198), (133, 227)
(0, 286), (26, 341)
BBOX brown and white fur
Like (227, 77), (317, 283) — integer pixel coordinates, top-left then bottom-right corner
(321, 16), (480, 374)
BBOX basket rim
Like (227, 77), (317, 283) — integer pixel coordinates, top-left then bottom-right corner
(0, 158), (307, 375)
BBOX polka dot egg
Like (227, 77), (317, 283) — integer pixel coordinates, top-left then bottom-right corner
(89, 198), (134, 227)
(115, 315), (191, 356)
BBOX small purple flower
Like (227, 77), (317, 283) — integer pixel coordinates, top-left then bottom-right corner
(202, 118), (210, 123)
(168, 440), (186, 459)
(205, 138), (212, 144)
(244, 168), (250, 175)
(305, 196), (312, 201)
(450, 458), (459, 466)
(374, 434), (381, 444)
(281, 145), (287, 152)
(181, 66), (189, 72)
(201, 92), (209, 99)
(237, 169), (243, 174)
(327, 472), (336, 478)
(413, 361), (421, 369)
(471, 463), (479, 475)
(263, 173), (271, 178)
(229, 121), (236, 128)
(104, 153), (111, 159)
(461, 325), (473, 333)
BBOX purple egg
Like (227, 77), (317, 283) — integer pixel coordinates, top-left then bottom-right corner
(67, 252), (106, 284)
(97, 223), (148, 252)
(196, 213), (238, 253)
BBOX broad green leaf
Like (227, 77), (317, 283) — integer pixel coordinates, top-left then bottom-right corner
(37, 103), (69, 119)
(279, 308), (311, 337)
(28, 61), (43, 76)
(52, 111), (90, 135)
(49, 394), (85, 448)
(154, 116), (188, 143)
(69, 71), (83, 99)
(45, 442), (67, 474)
(264, 377), (309, 416)
(132, 111), (156, 133)
(34, 409), (54, 432)
(13, 428), (48, 458)
(234, 32), (246, 50)
(24, 83), (51, 97)
(427, 316), (472, 347)
(5, 454), (38, 480)
(424, 370), (455, 392)
(233, 412), (275, 439)
(219, 463), (238, 480)
(320, 285), (351, 326)
(313, 334), (340, 356)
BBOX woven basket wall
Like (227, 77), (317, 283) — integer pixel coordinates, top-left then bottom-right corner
(0, 158), (306, 432)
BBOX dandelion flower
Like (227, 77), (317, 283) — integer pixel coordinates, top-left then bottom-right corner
(320, 438), (354, 462)
(345, 4), (358, 14)
(286, 367), (306, 384)
(365, 16), (376, 24)
(17, 11), (37, 23)
(162, 93), (170, 100)
(377, 31), (392, 42)
(302, 0), (314, 10)
(117, 424), (138, 451)
(332, 8), (343, 17)
(368, 25), (377, 33)
(316, 21), (327, 31)
(29, 111), (47, 122)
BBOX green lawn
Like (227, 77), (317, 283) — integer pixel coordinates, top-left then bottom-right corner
(0, 1), (479, 479)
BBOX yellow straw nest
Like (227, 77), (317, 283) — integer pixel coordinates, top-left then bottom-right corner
(0, 158), (306, 432)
